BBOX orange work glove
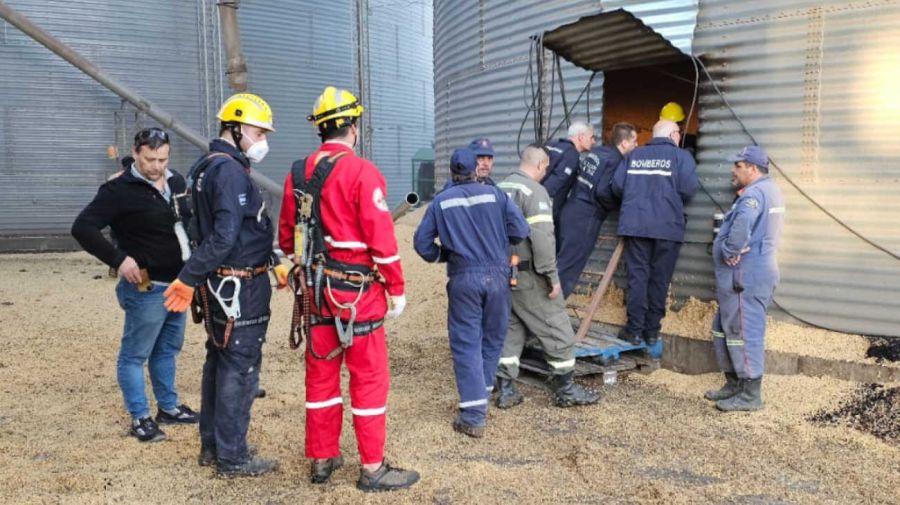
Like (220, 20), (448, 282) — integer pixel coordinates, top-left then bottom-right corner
(273, 263), (290, 290)
(163, 279), (194, 313)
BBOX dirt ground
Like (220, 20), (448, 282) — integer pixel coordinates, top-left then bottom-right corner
(0, 208), (898, 504)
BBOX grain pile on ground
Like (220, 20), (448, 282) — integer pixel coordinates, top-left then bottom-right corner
(809, 384), (900, 446)
(0, 206), (898, 504)
(569, 282), (893, 366)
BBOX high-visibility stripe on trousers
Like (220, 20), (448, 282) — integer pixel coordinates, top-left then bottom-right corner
(498, 269), (577, 380)
(447, 268), (511, 427)
(305, 324), (389, 465)
(712, 263), (776, 379)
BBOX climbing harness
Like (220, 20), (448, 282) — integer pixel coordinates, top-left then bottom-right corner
(288, 151), (384, 360)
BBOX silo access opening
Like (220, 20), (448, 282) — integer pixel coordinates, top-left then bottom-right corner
(517, 9), (701, 382)
(541, 8), (699, 150)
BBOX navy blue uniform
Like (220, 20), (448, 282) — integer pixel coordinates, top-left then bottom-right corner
(541, 138), (580, 225)
(611, 137), (698, 341)
(556, 145), (623, 298)
(440, 176), (495, 192)
(712, 176), (784, 379)
(179, 139), (276, 465)
(414, 180), (528, 427)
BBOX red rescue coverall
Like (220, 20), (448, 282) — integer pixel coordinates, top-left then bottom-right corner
(278, 141), (404, 464)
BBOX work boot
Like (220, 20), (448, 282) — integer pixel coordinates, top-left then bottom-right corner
(198, 444), (257, 467)
(644, 333), (659, 346)
(617, 328), (642, 346)
(356, 460), (420, 492)
(716, 377), (763, 412)
(550, 371), (601, 407)
(495, 378), (524, 409)
(310, 455), (343, 484)
(216, 455), (278, 477)
(452, 417), (485, 438)
(704, 373), (741, 401)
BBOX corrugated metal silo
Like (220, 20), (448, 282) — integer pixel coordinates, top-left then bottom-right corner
(0, 0), (217, 247)
(435, 0), (900, 337)
(433, 0), (607, 186)
(692, 0), (900, 336)
(0, 0), (434, 249)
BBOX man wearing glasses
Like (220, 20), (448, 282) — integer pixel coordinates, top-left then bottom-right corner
(609, 119), (698, 347)
(541, 121), (596, 227)
(72, 127), (199, 444)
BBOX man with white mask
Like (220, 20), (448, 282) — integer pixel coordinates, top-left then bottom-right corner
(162, 93), (289, 477)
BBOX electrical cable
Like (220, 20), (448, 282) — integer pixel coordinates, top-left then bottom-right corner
(517, 36), (543, 155)
(544, 71), (597, 142)
(692, 55), (896, 339)
(556, 53), (570, 131)
(686, 55), (727, 215)
(694, 56), (900, 261)
(546, 42), (556, 141)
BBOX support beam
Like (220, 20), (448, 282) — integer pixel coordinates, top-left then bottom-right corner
(0, 1), (281, 196)
(218, 0), (249, 92)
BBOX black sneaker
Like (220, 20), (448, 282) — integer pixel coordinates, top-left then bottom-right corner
(156, 404), (199, 424)
(129, 417), (166, 442)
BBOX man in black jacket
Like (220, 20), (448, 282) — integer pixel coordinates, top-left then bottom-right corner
(72, 127), (199, 444)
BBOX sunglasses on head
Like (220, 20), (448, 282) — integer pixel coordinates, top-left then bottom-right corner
(134, 127), (169, 147)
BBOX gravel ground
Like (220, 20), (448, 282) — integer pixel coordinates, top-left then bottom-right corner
(0, 209), (897, 504)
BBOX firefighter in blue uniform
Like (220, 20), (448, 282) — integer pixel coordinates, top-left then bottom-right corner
(611, 119), (698, 346)
(163, 93), (289, 477)
(705, 145), (784, 412)
(541, 121), (595, 225)
(556, 123), (638, 298)
(414, 148), (529, 438)
(440, 137), (496, 191)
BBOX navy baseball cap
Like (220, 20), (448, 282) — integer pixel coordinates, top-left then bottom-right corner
(727, 145), (769, 170)
(450, 148), (477, 175)
(468, 137), (495, 157)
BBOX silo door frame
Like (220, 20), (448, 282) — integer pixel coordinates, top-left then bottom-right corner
(541, 8), (698, 150)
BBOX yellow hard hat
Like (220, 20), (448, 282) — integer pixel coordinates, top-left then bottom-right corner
(660, 102), (685, 122)
(217, 93), (275, 132)
(308, 86), (364, 131)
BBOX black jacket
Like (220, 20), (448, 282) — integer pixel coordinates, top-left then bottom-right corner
(178, 139), (275, 286)
(71, 168), (187, 282)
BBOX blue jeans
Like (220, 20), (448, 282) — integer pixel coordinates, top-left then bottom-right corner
(115, 279), (187, 419)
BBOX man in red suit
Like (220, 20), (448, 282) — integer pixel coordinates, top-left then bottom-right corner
(278, 86), (419, 493)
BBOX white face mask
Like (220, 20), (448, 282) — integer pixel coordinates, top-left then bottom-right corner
(242, 127), (269, 163)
